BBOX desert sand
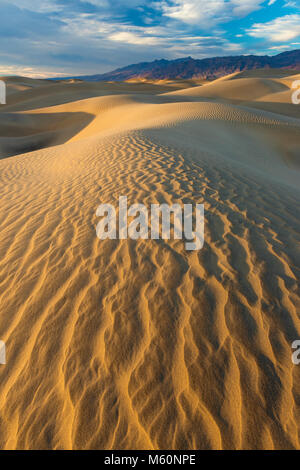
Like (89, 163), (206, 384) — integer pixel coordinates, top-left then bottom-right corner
(0, 70), (299, 449)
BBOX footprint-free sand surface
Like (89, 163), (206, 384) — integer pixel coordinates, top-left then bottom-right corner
(0, 71), (299, 449)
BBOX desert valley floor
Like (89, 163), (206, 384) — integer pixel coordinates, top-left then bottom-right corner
(0, 70), (299, 449)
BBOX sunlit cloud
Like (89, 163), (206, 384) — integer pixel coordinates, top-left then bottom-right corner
(247, 14), (300, 42)
(160, 0), (268, 26)
(0, 64), (69, 78)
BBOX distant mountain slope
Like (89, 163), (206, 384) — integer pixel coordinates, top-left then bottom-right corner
(71, 50), (300, 82)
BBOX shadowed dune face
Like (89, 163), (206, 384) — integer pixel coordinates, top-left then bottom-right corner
(0, 112), (94, 159)
(0, 72), (299, 450)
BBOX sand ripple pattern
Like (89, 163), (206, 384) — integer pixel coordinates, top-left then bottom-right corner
(0, 127), (299, 449)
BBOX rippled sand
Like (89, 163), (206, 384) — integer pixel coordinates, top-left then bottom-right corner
(0, 71), (299, 449)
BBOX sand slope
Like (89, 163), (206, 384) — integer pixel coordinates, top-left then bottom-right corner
(0, 73), (299, 449)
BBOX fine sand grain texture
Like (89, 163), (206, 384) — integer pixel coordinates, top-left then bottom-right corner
(0, 72), (299, 449)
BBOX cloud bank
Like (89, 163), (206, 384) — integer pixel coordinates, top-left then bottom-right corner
(0, 0), (299, 77)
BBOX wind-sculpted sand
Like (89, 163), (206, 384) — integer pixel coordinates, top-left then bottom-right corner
(0, 71), (299, 449)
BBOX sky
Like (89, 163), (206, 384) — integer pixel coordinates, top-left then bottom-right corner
(0, 0), (299, 78)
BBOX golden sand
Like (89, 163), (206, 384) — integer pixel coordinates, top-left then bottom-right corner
(0, 71), (299, 449)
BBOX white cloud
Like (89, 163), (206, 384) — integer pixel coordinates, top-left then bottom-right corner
(109, 31), (164, 45)
(247, 14), (300, 42)
(161, 0), (226, 25)
(61, 12), (229, 53)
(268, 44), (292, 50)
(284, 1), (300, 8)
(160, 0), (267, 26)
(231, 0), (265, 16)
(0, 64), (69, 78)
(7, 0), (62, 13)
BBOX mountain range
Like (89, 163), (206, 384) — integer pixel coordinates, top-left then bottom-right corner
(69, 49), (300, 82)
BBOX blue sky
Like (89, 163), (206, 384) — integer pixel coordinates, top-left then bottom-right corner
(0, 0), (299, 77)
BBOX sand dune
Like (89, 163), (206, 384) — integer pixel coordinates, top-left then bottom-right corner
(165, 77), (289, 101)
(0, 72), (299, 449)
(166, 71), (300, 119)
